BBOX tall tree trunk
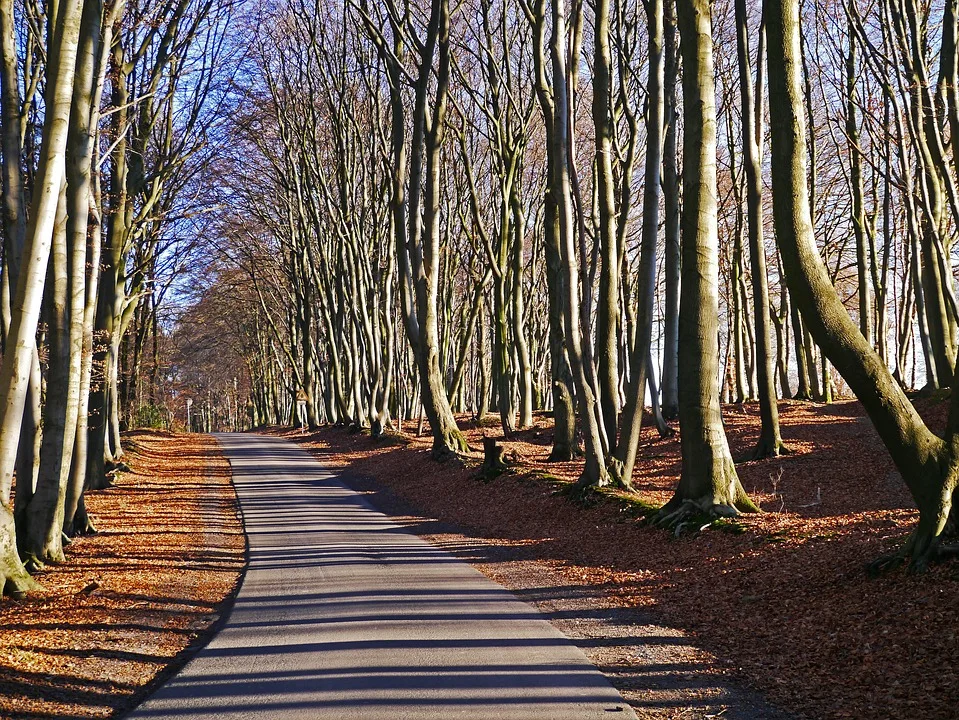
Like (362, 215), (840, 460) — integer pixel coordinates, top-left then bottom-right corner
(369, 0), (465, 459)
(0, 0), (85, 595)
(493, 267), (515, 435)
(773, 288), (792, 397)
(413, 0), (466, 458)
(511, 188), (534, 429)
(544, 185), (578, 459)
(791, 299), (812, 399)
(736, 0), (786, 457)
(476, 303), (492, 421)
(63, 0), (109, 538)
(527, 0), (577, 461)
(1, 0), (41, 576)
(766, 0), (959, 572)
(108, 322), (125, 456)
(847, 27), (873, 346)
(593, 0), (620, 451)
(660, 0), (681, 420)
(658, 0), (757, 523)
(0, 0), (25, 290)
(610, 0), (664, 488)
(23, 178), (80, 569)
(13, 352), (40, 553)
(88, 32), (128, 489)
(730, 150), (748, 404)
(551, 0), (608, 486)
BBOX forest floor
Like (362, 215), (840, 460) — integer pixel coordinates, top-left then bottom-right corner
(270, 395), (959, 720)
(0, 432), (244, 720)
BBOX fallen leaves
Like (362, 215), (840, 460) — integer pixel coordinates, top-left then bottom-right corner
(278, 398), (959, 720)
(0, 432), (243, 720)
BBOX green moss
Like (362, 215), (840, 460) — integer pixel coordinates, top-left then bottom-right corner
(613, 495), (660, 519)
(710, 517), (748, 535)
(476, 465), (509, 482)
(376, 432), (410, 447)
(555, 482), (603, 507)
(551, 482), (659, 519)
(761, 530), (790, 543)
(523, 470), (562, 484)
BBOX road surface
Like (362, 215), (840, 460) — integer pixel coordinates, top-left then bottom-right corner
(126, 433), (637, 719)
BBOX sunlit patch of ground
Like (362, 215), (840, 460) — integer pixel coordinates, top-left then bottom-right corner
(0, 432), (244, 719)
(276, 397), (959, 720)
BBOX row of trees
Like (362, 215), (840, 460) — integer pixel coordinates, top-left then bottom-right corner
(0, 0), (233, 595)
(185, 0), (959, 572)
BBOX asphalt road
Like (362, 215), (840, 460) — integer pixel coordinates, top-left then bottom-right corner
(126, 433), (637, 719)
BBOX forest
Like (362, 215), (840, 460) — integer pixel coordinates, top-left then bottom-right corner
(3, 0), (959, 716)
(0, 0), (958, 651)
(178, 0), (959, 574)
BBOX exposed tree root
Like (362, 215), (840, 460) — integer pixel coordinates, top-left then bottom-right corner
(744, 439), (792, 462)
(934, 543), (959, 561)
(867, 552), (905, 576)
(430, 428), (469, 461)
(0, 505), (40, 598)
(573, 474), (610, 491)
(0, 567), (39, 599)
(65, 508), (97, 538)
(867, 527), (959, 576)
(22, 555), (45, 574)
(558, 481), (605, 508)
(602, 458), (635, 492)
(106, 460), (131, 474)
(21, 539), (65, 574)
(88, 473), (114, 491)
(547, 440), (581, 462)
(656, 424), (676, 439)
(370, 417), (392, 439)
(572, 462), (621, 492)
(652, 497), (750, 536)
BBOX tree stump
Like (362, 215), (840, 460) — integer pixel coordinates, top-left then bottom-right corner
(478, 437), (510, 480)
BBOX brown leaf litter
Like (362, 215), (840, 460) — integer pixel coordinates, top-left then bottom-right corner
(0, 431), (244, 720)
(272, 397), (959, 720)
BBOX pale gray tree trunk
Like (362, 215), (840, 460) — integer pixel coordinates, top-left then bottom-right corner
(550, 0), (608, 486)
(660, 0), (680, 420)
(610, 0), (664, 488)
(524, 0), (578, 461)
(361, 0), (466, 457)
(62, 0), (113, 539)
(23, 177), (80, 569)
(593, 0), (620, 451)
(736, 0), (785, 458)
(846, 28), (873, 346)
(511, 188), (534, 429)
(1, 0), (41, 561)
(0, 0), (85, 594)
(657, 0), (757, 524)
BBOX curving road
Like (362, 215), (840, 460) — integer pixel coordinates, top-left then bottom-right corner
(125, 433), (637, 719)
